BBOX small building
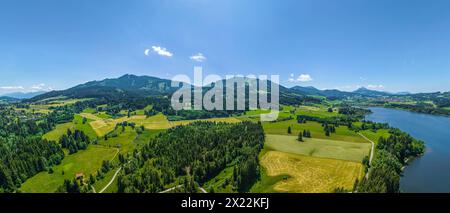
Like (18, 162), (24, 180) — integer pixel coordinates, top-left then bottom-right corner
(75, 173), (84, 180)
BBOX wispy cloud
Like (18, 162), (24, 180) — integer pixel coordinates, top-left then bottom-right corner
(288, 73), (295, 82)
(0, 83), (53, 94)
(190, 53), (206, 62)
(0, 86), (24, 90)
(367, 84), (385, 90)
(146, 46), (173, 57)
(30, 83), (53, 92)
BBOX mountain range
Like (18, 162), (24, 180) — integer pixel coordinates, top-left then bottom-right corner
(1, 91), (46, 99)
(28, 74), (411, 103)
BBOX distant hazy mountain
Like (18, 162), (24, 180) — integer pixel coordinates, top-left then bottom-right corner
(1, 91), (46, 99)
(352, 87), (391, 97)
(0, 96), (20, 103)
(395, 91), (411, 95)
(290, 86), (356, 98)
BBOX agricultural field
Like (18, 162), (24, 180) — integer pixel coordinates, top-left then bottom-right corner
(42, 115), (98, 141)
(265, 134), (370, 162)
(133, 129), (166, 147)
(133, 105), (153, 115)
(99, 126), (138, 154)
(20, 145), (118, 193)
(259, 151), (363, 193)
(262, 119), (367, 143)
(73, 115), (98, 139)
(295, 105), (340, 118)
(18, 98), (93, 114)
(42, 122), (74, 141)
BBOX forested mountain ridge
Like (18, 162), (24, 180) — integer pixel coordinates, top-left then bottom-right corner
(28, 74), (323, 106)
(29, 74), (178, 101)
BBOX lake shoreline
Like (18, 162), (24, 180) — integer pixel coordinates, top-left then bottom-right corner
(365, 107), (450, 192)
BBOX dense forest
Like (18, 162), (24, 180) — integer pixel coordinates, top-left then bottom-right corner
(356, 129), (425, 193)
(0, 106), (65, 192)
(117, 121), (265, 193)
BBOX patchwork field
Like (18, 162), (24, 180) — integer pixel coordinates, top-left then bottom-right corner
(73, 115), (98, 139)
(262, 119), (367, 143)
(20, 145), (118, 193)
(260, 151), (363, 193)
(265, 134), (370, 162)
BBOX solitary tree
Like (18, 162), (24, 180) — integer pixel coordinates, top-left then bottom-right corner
(297, 132), (303, 142)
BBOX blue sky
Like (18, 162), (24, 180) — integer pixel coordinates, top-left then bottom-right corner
(1, 0), (450, 94)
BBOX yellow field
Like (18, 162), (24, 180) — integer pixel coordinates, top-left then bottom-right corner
(261, 151), (363, 193)
(265, 134), (370, 162)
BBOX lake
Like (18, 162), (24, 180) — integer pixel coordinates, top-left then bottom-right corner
(365, 107), (450, 192)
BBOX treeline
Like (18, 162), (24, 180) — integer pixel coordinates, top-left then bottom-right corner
(355, 129), (425, 193)
(296, 114), (358, 128)
(117, 121), (265, 193)
(386, 102), (450, 116)
(338, 106), (371, 117)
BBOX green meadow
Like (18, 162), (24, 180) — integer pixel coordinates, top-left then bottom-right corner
(262, 119), (367, 143)
(42, 122), (74, 141)
(20, 145), (118, 193)
(99, 126), (138, 154)
(265, 134), (370, 162)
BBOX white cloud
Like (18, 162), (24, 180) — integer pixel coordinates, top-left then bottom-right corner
(0, 83), (53, 94)
(0, 86), (24, 90)
(297, 74), (313, 82)
(288, 73), (295, 82)
(150, 46), (173, 57)
(367, 84), (385, 90)
(190, 53), (206, 62)
(30, 83), (52, 92)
